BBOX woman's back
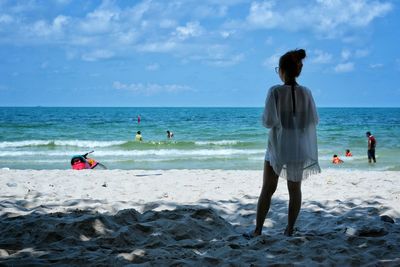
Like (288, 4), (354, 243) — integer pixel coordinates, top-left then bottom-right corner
(263, 84), (319, 181)
(267, 84), (318, 130)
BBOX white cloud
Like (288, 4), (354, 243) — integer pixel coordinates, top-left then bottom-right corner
(314, 0), (392, 31)
(243, 0), (392, 37)
(82, 49), (114, 61)
(220, 30), (235, 39)
(334, 62), (354, 73)
(355, 49), (369, 58)
(135, 41), (177, 52)
(127, 0), (152, 22)
(159, 19), (177, 28)
(173, 21), (203, 40)
(116, 30), (138, 45)
(263, 53), (280, 68)
(79, 8), (119, 34)
(31, 20), (52, 36)
(369, 63), (383, 69)
(0, 14), (13, 24)
(247, 1), (280, 28)
(0, 0), (391, 65)
(53, 15), (69, 32)
(341, 49), (351, 60)
(337, 48), (369, 66)
(312, 50), (332, 64)
(30, 15), (69, 37)
(185, 44), (245, 67)
(264, 36), (273, 45)
(338, 48), (368, 62)
(208, 53), (244, 67)
(113, 81), (191, 95)
(193, 5), (228, 18)
(146, 63), (160, 71)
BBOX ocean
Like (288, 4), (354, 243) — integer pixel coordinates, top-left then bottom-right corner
(0, 107), (399, 171)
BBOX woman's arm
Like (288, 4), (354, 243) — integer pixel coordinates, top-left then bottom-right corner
(308, 89), (319, 125)
(262, 87), (279, 128)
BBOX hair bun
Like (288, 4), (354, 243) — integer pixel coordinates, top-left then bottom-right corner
(296, 49), (306, 60)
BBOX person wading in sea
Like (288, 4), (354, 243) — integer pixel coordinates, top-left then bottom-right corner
(366, 131), (377, 163)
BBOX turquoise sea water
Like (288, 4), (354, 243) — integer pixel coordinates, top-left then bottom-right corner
(0, 107), (399, 171)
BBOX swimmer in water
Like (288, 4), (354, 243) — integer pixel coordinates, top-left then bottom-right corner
(135, 131), (143, 141)
(366, 131), (377, 163)
(332, 154), (344, 164)
(166, 130), (174, 139)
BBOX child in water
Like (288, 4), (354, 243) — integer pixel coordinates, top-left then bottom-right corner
(345, 149), (352, 157)
(135, 131), (143, 141)
(332, 154), (344, 164)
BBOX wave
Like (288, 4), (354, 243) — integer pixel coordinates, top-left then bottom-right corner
(318, 155), (366, 161)
(0, 140), (127, 148)
(387, 165), (400, 171)
(0, 140), (53, 148)
(194, 140), (239, 146)
(0, 139), (252, 149)
(0, 149), (264, 157)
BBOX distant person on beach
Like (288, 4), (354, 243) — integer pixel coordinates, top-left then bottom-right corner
(135, 131), (143, 142)
(137, 115), (141, 124)
(366, 131), (376, 163)
(247, 49), (320, 238)
(332, 154), (344, 164)
(345, 149), (352, 157)
(166, 130), (174, 139)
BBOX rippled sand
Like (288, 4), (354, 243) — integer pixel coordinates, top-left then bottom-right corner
(0, 169), (399, 265)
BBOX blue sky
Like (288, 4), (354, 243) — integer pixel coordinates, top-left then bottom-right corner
(0, 0), (399, 107)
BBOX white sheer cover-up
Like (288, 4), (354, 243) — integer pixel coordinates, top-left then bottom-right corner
(262, 84), (321, 182)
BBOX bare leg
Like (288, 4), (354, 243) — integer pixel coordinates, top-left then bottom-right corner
(285, 180), (302, 236)
(253, 161), (279, 236)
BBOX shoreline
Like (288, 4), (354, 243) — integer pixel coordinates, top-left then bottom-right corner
(1, 169), (399, 265)
(2, 165), (398, 171)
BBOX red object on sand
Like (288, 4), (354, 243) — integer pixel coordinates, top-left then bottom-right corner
(72, 162), (89, 170)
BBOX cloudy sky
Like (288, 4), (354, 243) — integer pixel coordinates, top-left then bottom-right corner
(0, 0), (399, 107)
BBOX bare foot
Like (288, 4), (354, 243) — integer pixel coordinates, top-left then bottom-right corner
(284, 226), (294, 237)
(243, 230), (261, 239)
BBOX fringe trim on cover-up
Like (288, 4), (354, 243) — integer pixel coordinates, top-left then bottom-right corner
(270, 160), (321, 182)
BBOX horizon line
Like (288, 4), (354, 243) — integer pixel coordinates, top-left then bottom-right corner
(0, 106), (399, 108)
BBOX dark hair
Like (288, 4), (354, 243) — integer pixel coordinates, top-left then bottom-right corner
(137, 131), (141, 134)
(333, 154), (338, 157)
(279, 49), (306, 116)
(346, 149), (350, 153)
(279, 49), (306, 85)
(366, 131), (371, 136)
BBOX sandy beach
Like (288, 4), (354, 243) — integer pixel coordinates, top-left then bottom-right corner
(0, 169), (399, 266)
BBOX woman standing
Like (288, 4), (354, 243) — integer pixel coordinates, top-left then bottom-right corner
(250, 49), (320, 237)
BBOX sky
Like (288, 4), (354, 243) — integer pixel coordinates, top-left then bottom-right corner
(0, 0), (399, 107)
